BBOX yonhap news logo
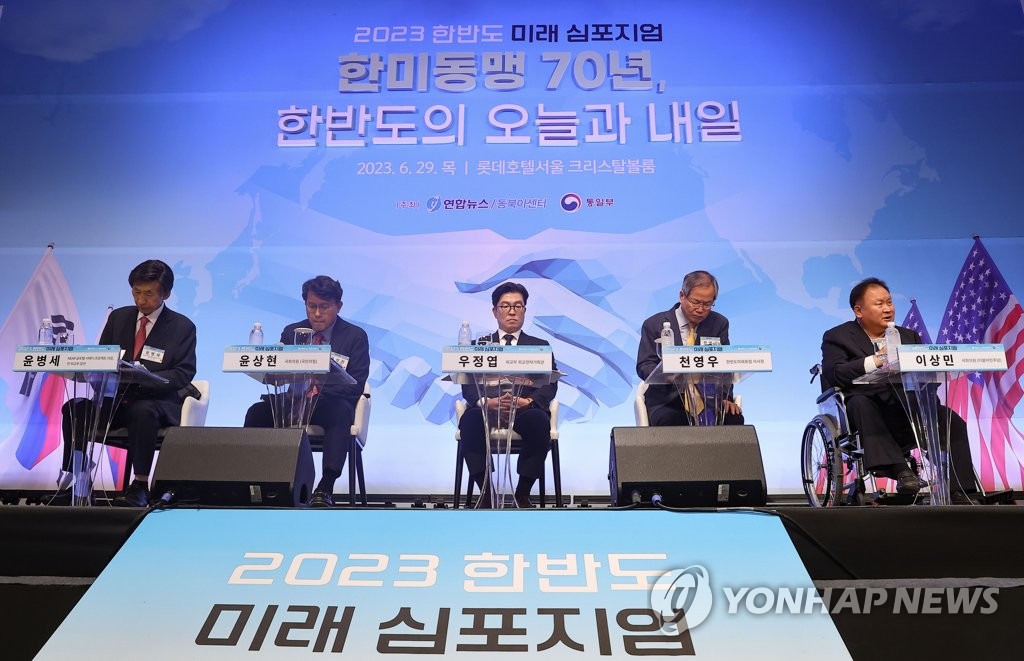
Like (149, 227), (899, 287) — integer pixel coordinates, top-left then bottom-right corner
(650, 565), (999, 633)
(651, 565), (714, 633)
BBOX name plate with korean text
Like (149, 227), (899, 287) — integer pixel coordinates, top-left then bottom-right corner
(662, 345), (773, 374)
(897, 344), (1007, 372)
(13, 345), (120, 372)
(222, 345), (332, 373)
(441, 345), (553, 373)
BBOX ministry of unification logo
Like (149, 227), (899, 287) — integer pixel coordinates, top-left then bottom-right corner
(651, 565), (1000, 633)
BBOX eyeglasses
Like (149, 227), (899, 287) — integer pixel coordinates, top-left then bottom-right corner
(497, 303), (526, 313)
(684, 296), (715, 310)
(305, 302), (338, 314)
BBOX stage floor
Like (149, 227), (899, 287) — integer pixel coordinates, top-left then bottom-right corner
(3, 502), (1021, 660)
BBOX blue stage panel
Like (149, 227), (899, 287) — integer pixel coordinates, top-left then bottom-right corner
(37, 509), (848, 659)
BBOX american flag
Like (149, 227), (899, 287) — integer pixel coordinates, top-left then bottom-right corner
(937, 238), (1024, 491)
(902, 299), (932, 344)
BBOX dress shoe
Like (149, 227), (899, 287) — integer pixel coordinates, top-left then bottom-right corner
(950, 490), (975, 505)
(473, 490), (493, 509)
(113, 480), (150, 507)
(309, 489), (334, 508)
(895, 469), (921, 495)
(514, 493), (535, 509)
(46, 488), (72, 506)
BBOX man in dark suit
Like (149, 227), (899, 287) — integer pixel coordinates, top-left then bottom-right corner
(58, 259), (197, 507)
(458, 282), (557, 508)
(244, 275), (369, 507)
(821, 277), (976, 499)
(636, 270), (744, 426)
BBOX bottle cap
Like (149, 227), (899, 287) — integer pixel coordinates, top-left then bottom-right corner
(663, 321), (671, 327)
(254, 322), (262, 328)
(461, 320), (470, 325)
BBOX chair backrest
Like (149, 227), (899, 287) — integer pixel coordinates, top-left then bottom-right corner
(306, 382), (372, 449)
(350, 382), (371, 448)
(181, 379), (211, 427)
(634, 382), (650, 426)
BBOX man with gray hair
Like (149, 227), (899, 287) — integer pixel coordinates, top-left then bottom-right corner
(636, 270), (744, 426)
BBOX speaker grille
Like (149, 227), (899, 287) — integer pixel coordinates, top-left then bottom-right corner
(153, 427), (315, 507)
(610, 426), (766, 507)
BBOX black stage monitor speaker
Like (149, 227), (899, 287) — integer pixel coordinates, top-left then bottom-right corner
(609, 426), (767, 507)
(152, 427), (315, 507)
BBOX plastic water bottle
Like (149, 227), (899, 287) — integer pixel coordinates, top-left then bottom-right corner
(458, 321), (473, 345)
(884, 322), (901, 365)
(659, 321), (674, 357)
(249, 321), (264, 345)
(38, 317), (54, 345)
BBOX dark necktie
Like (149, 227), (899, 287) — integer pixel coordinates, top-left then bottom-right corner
(309, 332), (326, 398)
(133, 316), (149, 359)
(503, 333), (515, 346)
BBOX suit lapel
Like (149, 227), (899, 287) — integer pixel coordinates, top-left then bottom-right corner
(118, 309), (138, 355)
(146, 307), (177, 351)
(847, 321), (875, 357)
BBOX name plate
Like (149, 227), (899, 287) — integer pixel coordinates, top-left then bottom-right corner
(13, 345), (120, 372)
(662, 344), (773, 373)
(897, 344), (1007, 372)
(441, 345), (553, 373)
(222, 345), (331, 373)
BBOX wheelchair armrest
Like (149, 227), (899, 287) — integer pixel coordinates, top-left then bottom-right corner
(815, 387), (843, 406)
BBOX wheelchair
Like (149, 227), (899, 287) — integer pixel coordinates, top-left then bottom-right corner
(800, 365), (925, 507)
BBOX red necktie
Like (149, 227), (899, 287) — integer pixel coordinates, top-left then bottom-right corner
(313, 332), (324, 345)
(133, 316), (149, 359)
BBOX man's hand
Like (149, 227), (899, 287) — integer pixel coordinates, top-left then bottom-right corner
(486, 394), (533, 424)
(723, 399), (742, 416)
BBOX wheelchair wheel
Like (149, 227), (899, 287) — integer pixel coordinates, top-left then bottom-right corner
(801, 415), (843, 507)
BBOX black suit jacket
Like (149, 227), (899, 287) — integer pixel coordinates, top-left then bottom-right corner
(461, 330), (557, 411)
(280, 317), (369, 406)
(101, 304), (197, 403)
(820, 320), (921, 394)
(636, 305), (732, 415)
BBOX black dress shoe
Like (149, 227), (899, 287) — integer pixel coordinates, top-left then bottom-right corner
(473, 490), (493, 509)
(309, 489), (334, 508)
(950, 491), (975, 505)
(113, 481), (150, 507)
(895, 469), (921, 495)
(514, 493), (535, 509)
(45, 488), (72, 506)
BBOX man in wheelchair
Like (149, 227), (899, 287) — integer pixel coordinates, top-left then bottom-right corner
(820, 278), (976, 501)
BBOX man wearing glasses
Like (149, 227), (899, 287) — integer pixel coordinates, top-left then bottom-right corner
(636, 270), (744, 426)
(243, 275), (369, 507)
(458, 282), (558, 507)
